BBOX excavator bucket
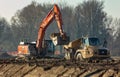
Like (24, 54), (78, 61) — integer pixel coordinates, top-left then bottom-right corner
(50, 33), (69, 46)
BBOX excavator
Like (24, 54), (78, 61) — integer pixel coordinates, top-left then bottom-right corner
(17, 4), (69, 58)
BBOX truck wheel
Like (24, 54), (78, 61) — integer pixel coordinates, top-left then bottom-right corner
(76, 53), (83, 61)
(64, 52), (70, 60)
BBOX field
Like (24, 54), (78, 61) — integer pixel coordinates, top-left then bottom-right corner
(0, 57), (120, 77)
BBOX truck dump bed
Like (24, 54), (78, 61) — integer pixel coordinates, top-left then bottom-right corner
(64, 38), (82, 49)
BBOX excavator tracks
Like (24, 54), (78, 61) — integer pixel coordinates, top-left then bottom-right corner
(0, 57), (120, 77)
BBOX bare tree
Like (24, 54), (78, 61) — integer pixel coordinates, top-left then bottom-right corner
(111, 18), (120, 56)
(11, 2), (52, 45)
(74, 0), (107, 39)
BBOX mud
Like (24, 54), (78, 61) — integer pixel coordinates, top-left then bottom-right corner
(0, 59), (119, 77)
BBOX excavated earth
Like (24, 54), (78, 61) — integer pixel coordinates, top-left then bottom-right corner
(0, 58), (119, 77)
(0, 52), (120, 77)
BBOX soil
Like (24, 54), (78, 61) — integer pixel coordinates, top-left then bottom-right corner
(0, 58), (119, 77)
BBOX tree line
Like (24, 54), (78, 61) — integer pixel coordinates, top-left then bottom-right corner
(0, 0), (120, 56)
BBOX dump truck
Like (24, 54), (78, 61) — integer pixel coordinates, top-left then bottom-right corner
(64, 37), (110, 61)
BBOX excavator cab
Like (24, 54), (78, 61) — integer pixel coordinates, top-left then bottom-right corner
(42, 40), (55, 55)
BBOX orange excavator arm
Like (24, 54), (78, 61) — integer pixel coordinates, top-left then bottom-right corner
(36, 4), (64, 48)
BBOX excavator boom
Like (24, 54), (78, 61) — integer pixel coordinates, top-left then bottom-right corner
(36, 4), (64, 48)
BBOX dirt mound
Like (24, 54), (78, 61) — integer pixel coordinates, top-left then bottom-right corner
(0, 63), (119, 77)
(0, 57), (120, 77)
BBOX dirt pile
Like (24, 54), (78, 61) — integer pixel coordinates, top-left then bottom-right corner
(0, 56), (120, 77)
(0, 62), (119, 77)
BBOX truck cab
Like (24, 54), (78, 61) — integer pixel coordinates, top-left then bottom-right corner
(82, 37), (100, 47)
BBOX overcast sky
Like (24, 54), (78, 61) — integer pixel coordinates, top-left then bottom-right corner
(0, 0), (120, 23)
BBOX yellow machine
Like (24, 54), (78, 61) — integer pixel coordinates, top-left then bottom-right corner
(64, 37), (110, 61)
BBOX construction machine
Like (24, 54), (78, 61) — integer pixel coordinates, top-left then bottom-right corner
(64, 37), (110, 61)
(17, 4), (69, 58)
(0, 4), (119, 66)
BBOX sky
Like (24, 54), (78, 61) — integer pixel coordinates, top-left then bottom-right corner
(0, 0), (120, 23)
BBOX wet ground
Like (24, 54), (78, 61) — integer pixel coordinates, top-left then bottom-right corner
(0, 57), (120, 77)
